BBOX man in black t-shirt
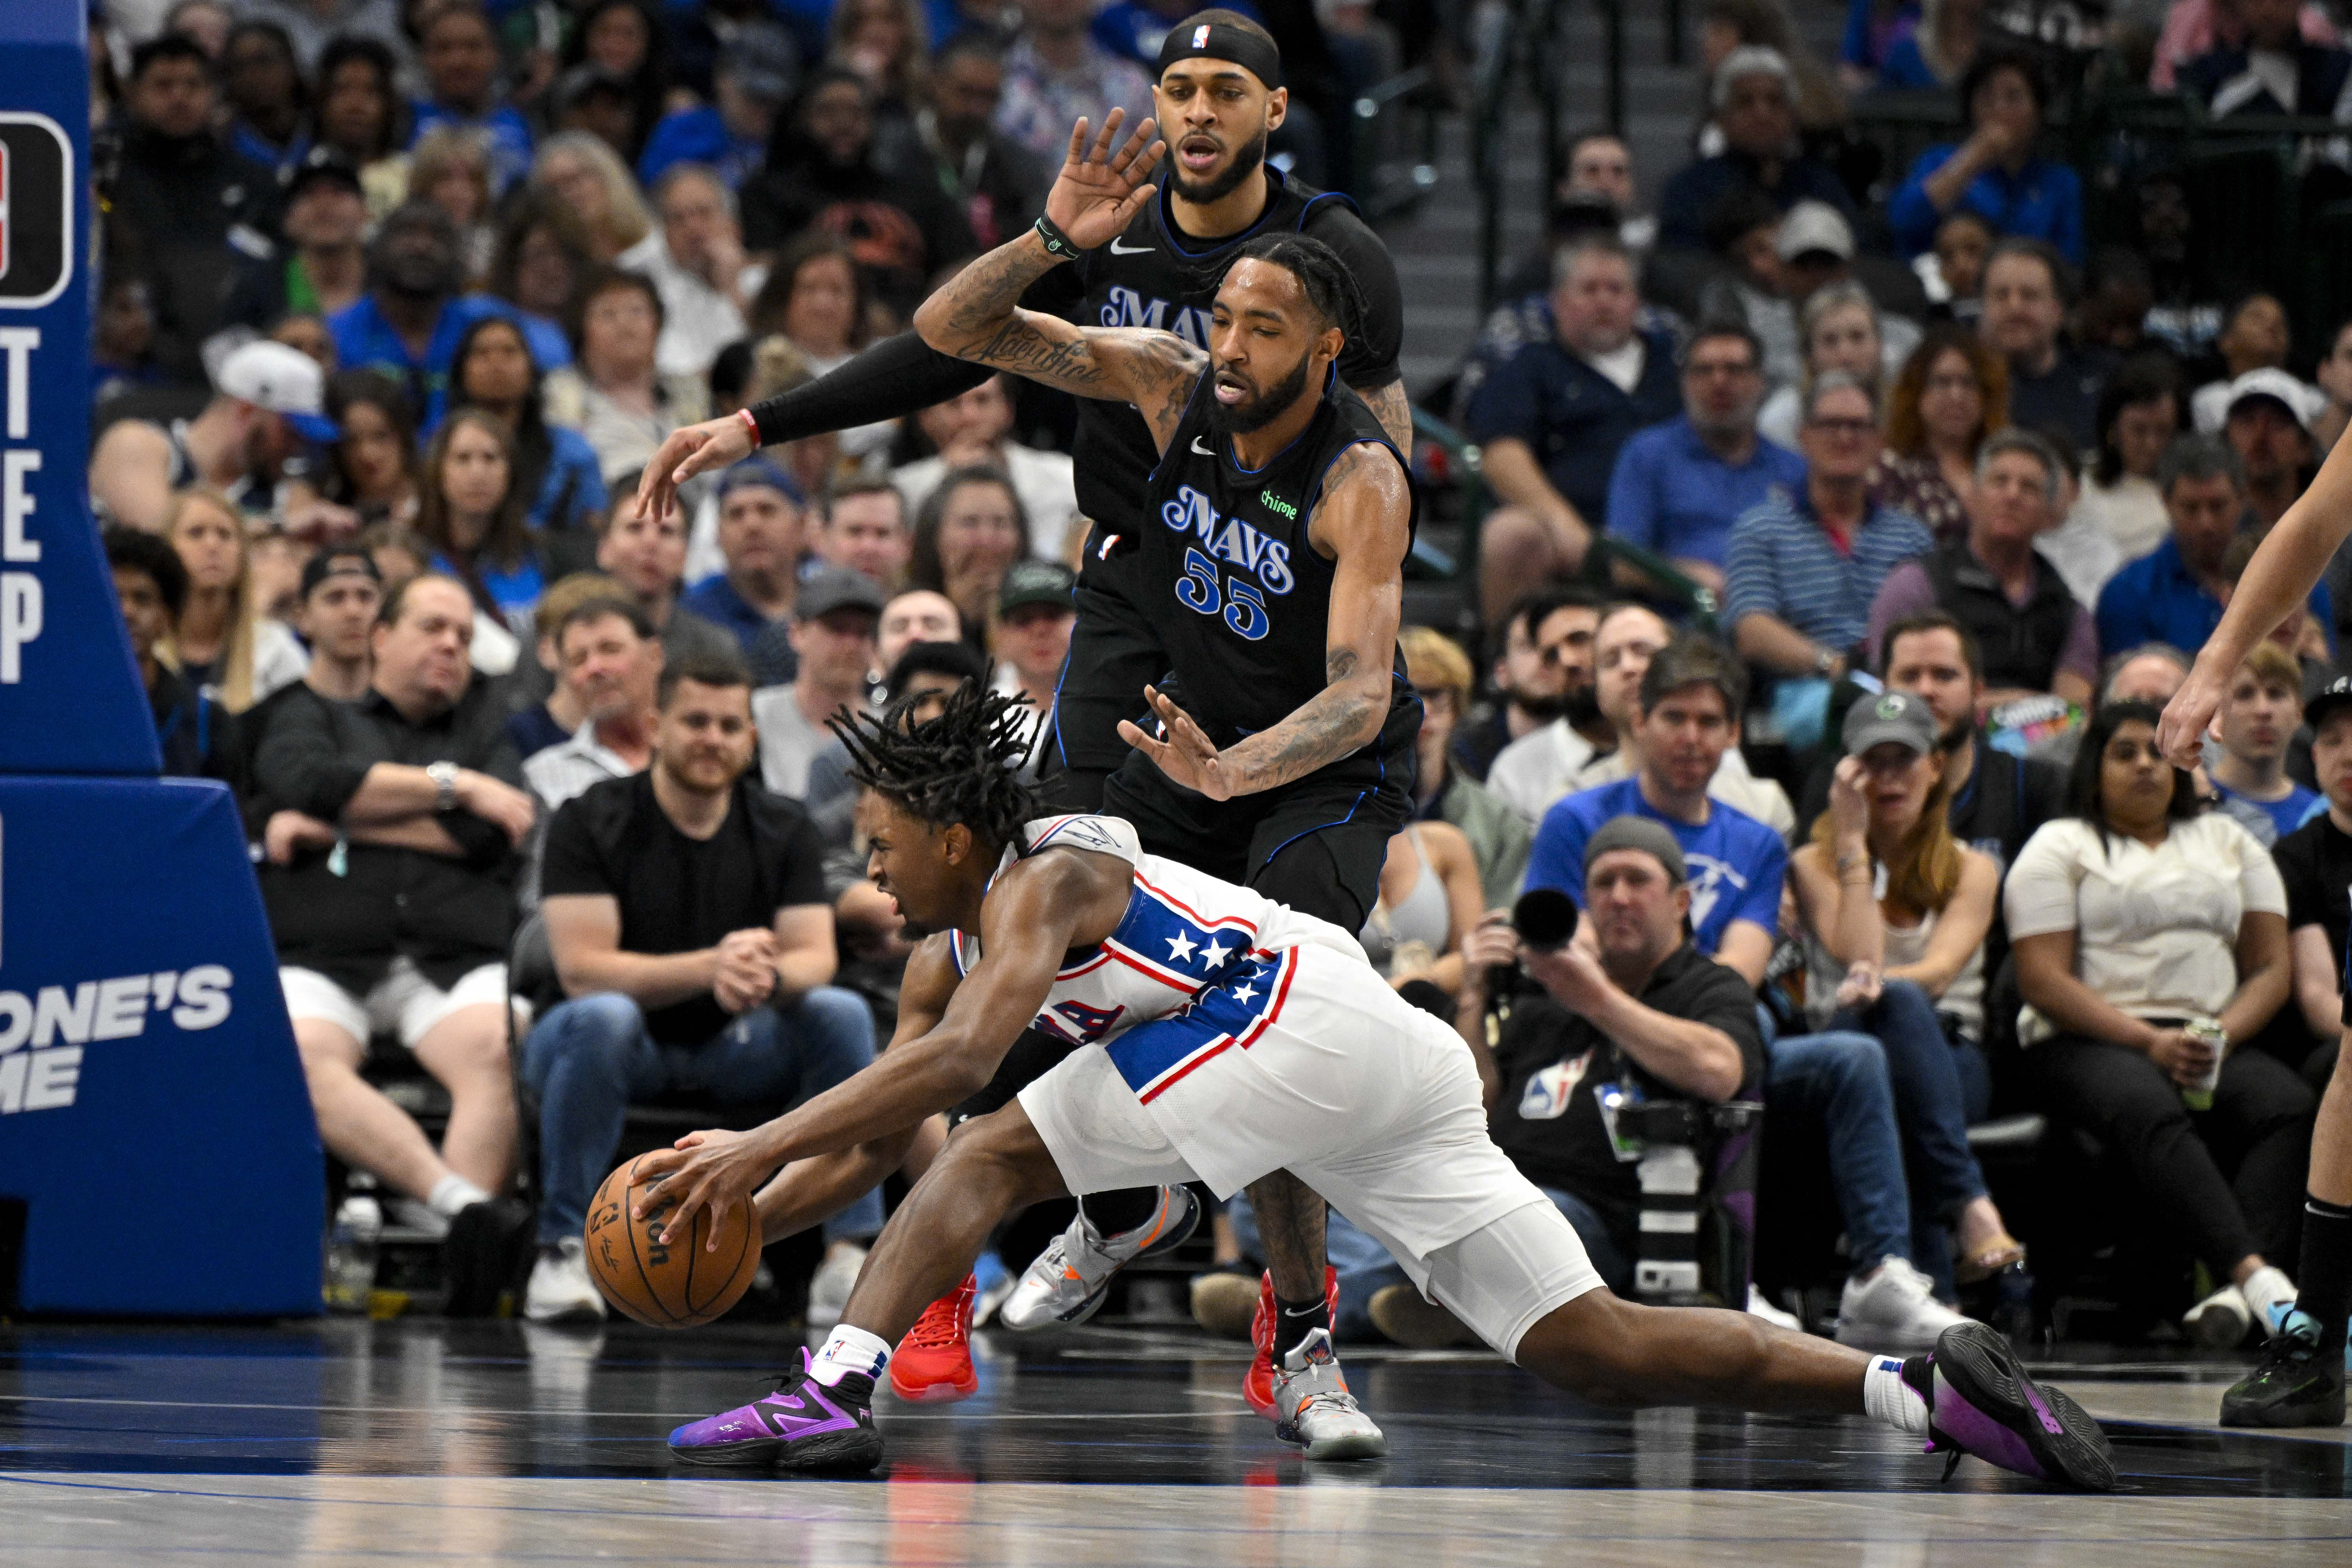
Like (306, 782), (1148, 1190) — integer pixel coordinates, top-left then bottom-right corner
(1464, 817), (1763, 1303)
(521, 652), (882, 1323)
(2277, 679), (2352, 1072)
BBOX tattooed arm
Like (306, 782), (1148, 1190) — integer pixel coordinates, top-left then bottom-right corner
(1121, 442), (1410, 798)
(913, 230), (1207, 453)
(911, 109), (1204, 452)
(1345, 377), (1415, 454)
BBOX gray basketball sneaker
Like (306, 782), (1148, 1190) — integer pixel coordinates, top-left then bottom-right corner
(1272, 1327), (1388, 1460)
(999, 1185), (1200, 1330)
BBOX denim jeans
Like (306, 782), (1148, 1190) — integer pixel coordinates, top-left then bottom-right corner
(1228, 1186), (1632, 1342)
(521, 988), (883, 1248)
(1828, 978), (1992, 1292)
(1766, 1030), (1915, 1277)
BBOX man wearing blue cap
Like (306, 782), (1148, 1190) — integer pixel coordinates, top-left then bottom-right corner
(680, 459), (811, 668)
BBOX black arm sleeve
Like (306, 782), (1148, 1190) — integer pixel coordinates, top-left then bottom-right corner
(745, 264), (1089, 445)
(746, 330), (994, 445)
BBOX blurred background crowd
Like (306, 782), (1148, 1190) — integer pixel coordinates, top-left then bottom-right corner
(69, 0), (2352, 1366)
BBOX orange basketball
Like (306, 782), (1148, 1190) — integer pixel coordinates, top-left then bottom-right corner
(583, 1153), (762, 1327)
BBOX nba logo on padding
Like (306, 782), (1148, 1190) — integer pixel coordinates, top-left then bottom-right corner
(0, 114), (70, 308)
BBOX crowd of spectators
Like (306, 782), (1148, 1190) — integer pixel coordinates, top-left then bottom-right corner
(78, 0), (2344, 1358)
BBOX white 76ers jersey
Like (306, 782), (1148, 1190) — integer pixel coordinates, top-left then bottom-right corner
(945, 814), (1366, 1050)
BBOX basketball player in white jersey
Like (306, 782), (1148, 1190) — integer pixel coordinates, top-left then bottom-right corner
(645, 686), (2119, 1484)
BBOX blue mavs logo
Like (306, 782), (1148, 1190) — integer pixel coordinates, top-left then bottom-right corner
(1161, 485), (1295, 594)
(1101, 286), (1213, 347)
(1159, 485), (1291, 644)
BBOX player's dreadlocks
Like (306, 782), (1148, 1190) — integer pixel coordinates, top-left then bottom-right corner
(1235, 232), (1365, 348)
(828, 683), (1043, 851)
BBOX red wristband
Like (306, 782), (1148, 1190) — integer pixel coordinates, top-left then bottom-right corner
(738, 406), (761, 446)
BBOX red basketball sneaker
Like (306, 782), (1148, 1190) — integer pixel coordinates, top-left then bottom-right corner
(890, 1274), (979, 1403)
(1243, 1265), (1339, 1415)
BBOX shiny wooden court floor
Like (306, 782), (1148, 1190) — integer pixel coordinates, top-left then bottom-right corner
(3, 1318), (2348, 1565)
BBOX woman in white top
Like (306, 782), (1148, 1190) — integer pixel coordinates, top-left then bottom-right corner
(1359, 822), (1486, 1003)
(2008, 700), (2315, 1346)
(2073, 358), (2181, 570)
(1789, 689), (2025, 1289)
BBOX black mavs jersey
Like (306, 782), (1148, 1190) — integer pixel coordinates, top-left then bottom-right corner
(1032, 168), (1406, 531)
(1141, 367), (1420, 754)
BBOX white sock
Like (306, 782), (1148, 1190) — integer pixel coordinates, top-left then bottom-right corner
(807, 1324), (893, 1387)
(1862, 1354), (1930, 1439)
(426, 1174), (491, 1219)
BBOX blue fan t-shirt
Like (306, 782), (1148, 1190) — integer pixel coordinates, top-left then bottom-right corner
(1526, 776), (1788, 957)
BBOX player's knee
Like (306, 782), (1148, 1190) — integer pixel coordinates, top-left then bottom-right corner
(1516, 1290), (1652, 1405)
(938, 1107), (1060, 1201)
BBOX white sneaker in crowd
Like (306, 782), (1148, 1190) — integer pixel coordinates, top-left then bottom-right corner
(2185, 1282), (2253, 1348)
(1834, 1257), (1970, 1352)
(523, 1237), (607, 1324)
(805, 1242), (866, 1331)
(1747, 1286), (1804, 1331)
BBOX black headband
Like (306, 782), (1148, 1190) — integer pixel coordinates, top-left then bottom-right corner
(1155, 21), (1283, 90)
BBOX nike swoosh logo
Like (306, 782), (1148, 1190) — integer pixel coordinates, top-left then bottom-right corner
(1109, 239), (1153, 255)
(1191, 436), (1215, 456)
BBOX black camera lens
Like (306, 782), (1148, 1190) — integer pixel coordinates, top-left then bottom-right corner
(1510, 888), (1580, 952)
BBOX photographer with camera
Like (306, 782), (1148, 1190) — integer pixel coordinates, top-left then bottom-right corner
(1359, 820), (1767, 1349)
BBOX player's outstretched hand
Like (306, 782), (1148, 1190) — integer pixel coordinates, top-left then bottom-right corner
(1044, 109), (1167, 251)
(636, 1127), (769, 1250)
(1120, 683), (1234, 800)
(637, 414), (756, 525)
(2157, 660), (2227, 768)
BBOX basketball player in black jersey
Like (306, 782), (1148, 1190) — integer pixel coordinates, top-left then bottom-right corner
(632, 14), (1408, 1423)
(907, 106), (1417, 1417)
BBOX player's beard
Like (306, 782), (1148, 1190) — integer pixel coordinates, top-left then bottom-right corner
(1209, 350), (1311, 435)
(1170, 124), (1269, 206)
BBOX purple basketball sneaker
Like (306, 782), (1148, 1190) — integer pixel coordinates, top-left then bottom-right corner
(1903, 1322), (2117, 1491)
(667, 1349), (884, 1472)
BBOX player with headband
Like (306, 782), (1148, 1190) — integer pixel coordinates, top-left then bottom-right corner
(631, 10), (1412, 1442)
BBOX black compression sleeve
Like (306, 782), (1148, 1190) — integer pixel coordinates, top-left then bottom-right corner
(745, 331), (995, 445)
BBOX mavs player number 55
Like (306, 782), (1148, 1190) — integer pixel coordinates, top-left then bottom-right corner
(912, 110), (1416, 805)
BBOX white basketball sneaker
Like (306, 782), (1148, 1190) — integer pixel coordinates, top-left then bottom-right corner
(523, 1237), (607, 1324)
(1271, 1327), (1388, 1460)
(1834, 1256), (1970, 1351)
(998, 1185), (1201, 1330)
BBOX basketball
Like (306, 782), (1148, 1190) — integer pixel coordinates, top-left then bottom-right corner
(583, 1154), (761, 1327)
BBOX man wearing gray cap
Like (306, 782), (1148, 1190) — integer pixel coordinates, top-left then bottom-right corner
(751, 567), (886, 798)
(1452, 816), (1764, 1319)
